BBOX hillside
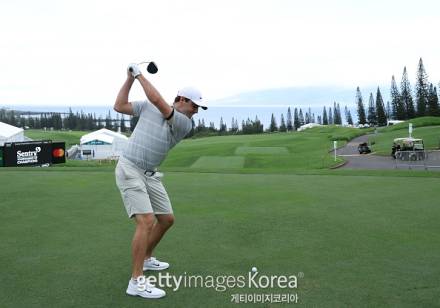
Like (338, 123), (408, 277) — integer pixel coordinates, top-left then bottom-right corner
(370, 117), (440, 155)
(162, 126), (367, 172)
(24, 126), (369, 172)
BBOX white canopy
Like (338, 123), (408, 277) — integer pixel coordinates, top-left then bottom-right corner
(0, 121), (23, 138)
(79, 128), (128, 160)
(298, 123), (322, 131)
(0, 121), (25, 145)
(81, 133), (114, 145)
(80, 128), (128, 145)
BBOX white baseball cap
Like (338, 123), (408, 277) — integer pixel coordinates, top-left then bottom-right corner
(177, 86), (207, 110)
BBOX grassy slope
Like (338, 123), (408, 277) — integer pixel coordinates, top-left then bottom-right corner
(23, 121), (439, 172)
(1, 170), (439, 307)
(369, 117), (440, 155)
(162, 126), (369, 172)
(24, 126), (368, 172)
(24, 129), (88, 147)
(380, 116), (440, 133)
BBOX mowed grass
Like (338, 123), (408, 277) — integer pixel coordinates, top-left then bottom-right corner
(1, 169), (440, 307)
(234, 146), (289, 155)
(6, 123), (439, 307)
(190, 156), (245, 169)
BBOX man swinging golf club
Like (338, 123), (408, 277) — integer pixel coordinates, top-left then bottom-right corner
(114, 62), (207, 299)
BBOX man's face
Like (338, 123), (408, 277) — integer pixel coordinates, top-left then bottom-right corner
(175, 97), (199, 118)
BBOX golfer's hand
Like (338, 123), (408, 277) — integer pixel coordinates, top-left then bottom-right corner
(127, 63), (142, 79)
(126, 69), (135, 81)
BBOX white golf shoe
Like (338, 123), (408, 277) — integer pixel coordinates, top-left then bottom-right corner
(126, 276), (166, 299)
(143, 257), (170, 271)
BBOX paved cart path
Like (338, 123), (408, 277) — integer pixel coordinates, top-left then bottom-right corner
(337, 135), (440, 170)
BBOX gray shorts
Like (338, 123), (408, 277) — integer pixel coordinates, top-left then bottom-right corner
(115, 156), (173, 218)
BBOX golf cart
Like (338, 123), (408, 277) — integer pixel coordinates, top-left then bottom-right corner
(392, 137), (425, 160)
(358, 142), (371, 154)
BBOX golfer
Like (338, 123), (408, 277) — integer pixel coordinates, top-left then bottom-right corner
(114, 63), (207, 299)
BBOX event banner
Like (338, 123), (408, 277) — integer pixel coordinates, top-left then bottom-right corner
(2, 140), (66, 167)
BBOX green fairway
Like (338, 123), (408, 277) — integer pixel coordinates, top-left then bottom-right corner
(234, 146), (289, 155)
(162, 127), (367, 173)
(22, 127), (362, 173)
(1, 169), (440, 307)
(190, 156), (245, 169)
(24, 125), (367, 173)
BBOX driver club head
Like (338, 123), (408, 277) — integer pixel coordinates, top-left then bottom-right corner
(147, 62), (158, 74)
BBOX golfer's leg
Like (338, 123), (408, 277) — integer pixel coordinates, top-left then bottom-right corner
(145, 214), (174, 259)
(132, 213), (155, 278)
(144, 175), (174, 259)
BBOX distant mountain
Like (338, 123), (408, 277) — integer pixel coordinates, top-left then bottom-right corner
(211, 86), (387, 107)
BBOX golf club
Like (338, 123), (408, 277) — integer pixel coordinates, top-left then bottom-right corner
(129, 61), (158, 74)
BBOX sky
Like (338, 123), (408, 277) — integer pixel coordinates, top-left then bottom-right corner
(1, 0), (439, 107)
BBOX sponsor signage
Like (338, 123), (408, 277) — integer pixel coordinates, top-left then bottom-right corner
(83, 140), (109, 145)
(2, 140), (66, 167)
(51, 142), (66, 164)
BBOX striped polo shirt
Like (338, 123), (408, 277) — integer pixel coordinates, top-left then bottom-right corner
(122, 100), (192, 171)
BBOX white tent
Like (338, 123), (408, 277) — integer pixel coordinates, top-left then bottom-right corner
(80, 128), (128, 160)
(387, 120), (404, 126)
(298, 123), (322, 131)
(0, 122), (25, 146)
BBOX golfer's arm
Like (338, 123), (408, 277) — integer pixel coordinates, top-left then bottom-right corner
(114, 77), (135, 115)
(136, 75), (173, 119)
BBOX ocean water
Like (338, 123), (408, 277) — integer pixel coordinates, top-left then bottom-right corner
(5, 105), (358, 129)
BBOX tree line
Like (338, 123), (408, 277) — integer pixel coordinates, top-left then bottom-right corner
(0, 108), (131, 132)
(356, 58), (440, 126)
(185, 104), (345, 137)
(1, 58), (438, 137)
(1, 105), (339, 136)
(188, 57), (440, 136)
